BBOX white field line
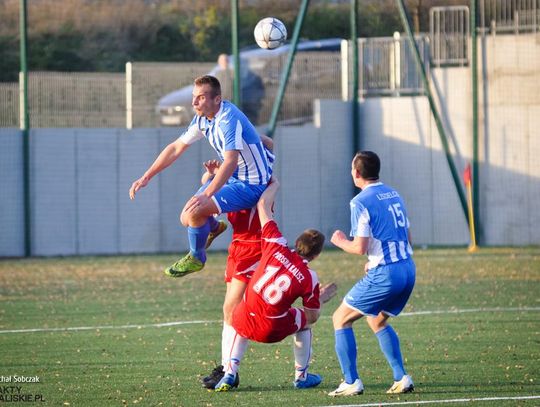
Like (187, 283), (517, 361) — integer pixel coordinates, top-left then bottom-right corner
(0, 307), (539, 335)
(317, 395), (540, 407)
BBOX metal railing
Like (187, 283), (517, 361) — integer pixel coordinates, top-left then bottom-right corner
(430, 6), (470, 67)
(356, 34), (429, 97)
(129, 62), (215, 128)
(480, 0), (540, 33)
(0, 82), (19, 128)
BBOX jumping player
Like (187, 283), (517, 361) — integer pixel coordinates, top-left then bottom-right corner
(129, 75), (272, 277)
(328, 151), (416, 397)
(213, 179), (337, 392)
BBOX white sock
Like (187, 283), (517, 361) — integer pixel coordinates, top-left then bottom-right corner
(223, 325), (248, 376)
(221, 322), (236, 367)
(293, 328), (313, 381)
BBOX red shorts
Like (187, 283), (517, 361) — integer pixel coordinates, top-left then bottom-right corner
(231, 301), (307, 344)
(224, 240), (261, 284)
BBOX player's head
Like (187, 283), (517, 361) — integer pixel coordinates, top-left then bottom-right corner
(352, 151), (380, 185)
(295, 229), (325, 261)
(192, 75), (222, 118)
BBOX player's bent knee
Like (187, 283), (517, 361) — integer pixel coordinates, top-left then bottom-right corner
(332, 308), (351, 329)
(223, 298), (242, 325)
(179, 212), (189, 227)
(223, 304), (235, 325)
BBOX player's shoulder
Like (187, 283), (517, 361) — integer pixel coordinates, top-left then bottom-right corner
(306, 267), (320, 285)
(219, 100), (240, 120)
(262, 220), (284, 239)
(357, 182), (396, 202)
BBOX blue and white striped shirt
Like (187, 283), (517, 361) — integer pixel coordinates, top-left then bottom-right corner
(178, 100), (272, 185)
(350, 182), (413, 269)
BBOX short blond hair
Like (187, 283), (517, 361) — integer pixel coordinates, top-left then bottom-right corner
(194, 75), (221, 97)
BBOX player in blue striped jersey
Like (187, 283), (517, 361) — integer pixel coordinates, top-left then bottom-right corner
(328, 151), (416, 397)
(129, 75), (274, 276)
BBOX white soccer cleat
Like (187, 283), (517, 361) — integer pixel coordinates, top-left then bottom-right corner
(386, 374), (414, 394)
(328, 378), (364, 397)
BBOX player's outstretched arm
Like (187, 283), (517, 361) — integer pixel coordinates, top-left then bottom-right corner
(129, 139), (189, 200)
(319, 282), (338, 304)
(257, 178), (279, 227)
(304, 282), (337, 325)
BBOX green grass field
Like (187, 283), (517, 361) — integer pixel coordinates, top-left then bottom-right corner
(1, 247), (539, 406)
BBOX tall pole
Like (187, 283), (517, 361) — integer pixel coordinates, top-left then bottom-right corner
(266, 0), (310, 138)
(231, 0), (241, 106)
(471, 0), (480, 244)
(20, 0), (31, 256)
(351, 0), (359, 155)
(396, 0), (469, 221)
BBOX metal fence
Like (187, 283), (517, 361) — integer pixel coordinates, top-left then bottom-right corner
(0, 82), (18, 128)
(357, 34), (430, 97)
(129, 62), (215, 128)
(480, 0), (540, 33)
(256, 51), (342, 124)
(430, 6), (470, 66)
(0, 55), (343, 129)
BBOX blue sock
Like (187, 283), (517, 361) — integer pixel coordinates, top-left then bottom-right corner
(187, 221), (210, 263)
(208, 215), (219, 232)
(335, 328), (359, 384)
(376, 325), (406, 381)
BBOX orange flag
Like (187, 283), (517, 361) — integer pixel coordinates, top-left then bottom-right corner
(463, 163), (472, 185)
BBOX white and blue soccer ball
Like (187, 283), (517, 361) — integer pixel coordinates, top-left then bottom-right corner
(254, 17), (287, 50)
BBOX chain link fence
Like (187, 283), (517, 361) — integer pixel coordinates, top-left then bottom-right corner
(0, 55), (342, 129)
(130, 62), (215, 128)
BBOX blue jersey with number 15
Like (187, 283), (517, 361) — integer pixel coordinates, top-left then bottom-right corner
(350, 182), (413, 268)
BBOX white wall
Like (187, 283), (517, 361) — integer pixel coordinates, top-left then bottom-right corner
(0, 104), (353, 256)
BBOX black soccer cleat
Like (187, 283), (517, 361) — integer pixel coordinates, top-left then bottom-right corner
(202, 365), (224, 389)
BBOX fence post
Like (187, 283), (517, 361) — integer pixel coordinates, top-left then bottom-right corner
(19, 0), (31, 257)
(126, 62), (132, 130)
(341, 39), (349, 101)
(393, 31), (401, 95)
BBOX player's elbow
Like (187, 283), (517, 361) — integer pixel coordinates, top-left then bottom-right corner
(353, 247), (367, 255)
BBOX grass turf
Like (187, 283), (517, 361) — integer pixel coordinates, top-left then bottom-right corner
(0, 247), (539, 406)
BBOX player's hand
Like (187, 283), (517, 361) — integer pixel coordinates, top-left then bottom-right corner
(330, 230), (347, 247)
(319, 282), (338, 304)
(268, 176), (279, 187)
(203, 160), (221, 176)
(129, 176), (149, 200)
(364, 262), (370, 274)
(184, 194), (211, 214)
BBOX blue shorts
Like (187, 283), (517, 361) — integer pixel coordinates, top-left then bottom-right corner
(344, 258), (416, 317)
(196, 178), (267, 214)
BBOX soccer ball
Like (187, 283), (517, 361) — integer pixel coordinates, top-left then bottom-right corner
(254, 17), (287, 50)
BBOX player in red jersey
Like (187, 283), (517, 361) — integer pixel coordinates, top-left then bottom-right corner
(196, 159), (266, 390)
(214, 179), (337, 392)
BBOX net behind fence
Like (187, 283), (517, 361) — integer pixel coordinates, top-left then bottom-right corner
(131, 62), (215, 128)
(28, 72), (125, 128)
(0, 83), (19, 128)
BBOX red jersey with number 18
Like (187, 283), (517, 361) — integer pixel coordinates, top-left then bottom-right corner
(231, 220), (320, 343)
